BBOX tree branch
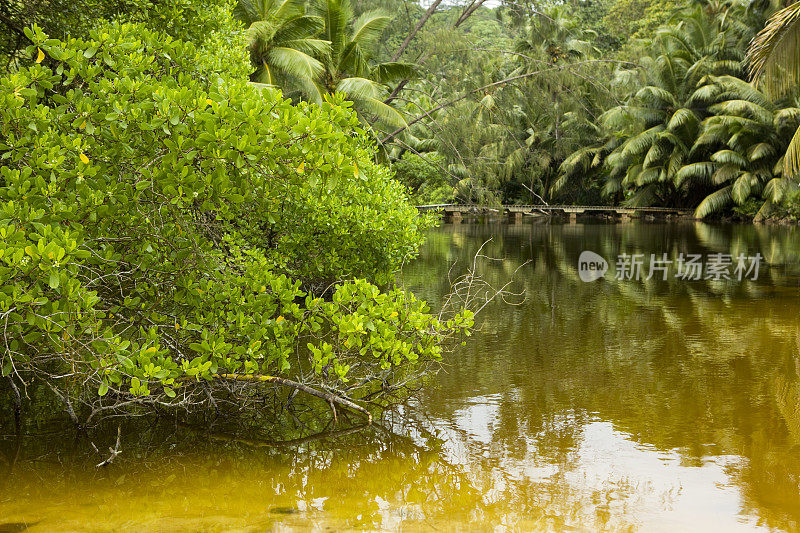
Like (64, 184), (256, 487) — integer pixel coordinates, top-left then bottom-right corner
(391, 0), (444, 61)
(209, 374), (373, 424)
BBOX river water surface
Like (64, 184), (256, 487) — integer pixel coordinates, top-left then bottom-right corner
(1, 221), (800, 531)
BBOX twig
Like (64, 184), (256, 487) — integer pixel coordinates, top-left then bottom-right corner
(96, 424), (122, 467)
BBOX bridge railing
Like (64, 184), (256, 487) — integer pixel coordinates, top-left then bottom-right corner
(416, 204), (694, 214)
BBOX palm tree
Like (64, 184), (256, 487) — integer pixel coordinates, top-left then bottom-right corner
(311, 0), (415, 128)
(233, 0), (330, 97)
(515, 6), (597, 66)
(676, 75), (799, 217)
(612, 6), (745, 204)
(557, 3), (749, 211)
(748, 1), (800, 177)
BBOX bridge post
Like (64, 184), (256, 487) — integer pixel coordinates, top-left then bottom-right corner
(507, 211), (523, 224)
(569, 212), (578, 223)
(444, 211), (462, 224)
(620, 212), (631, 222)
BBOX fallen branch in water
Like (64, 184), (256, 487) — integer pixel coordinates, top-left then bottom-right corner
(197, 374), (373, 425)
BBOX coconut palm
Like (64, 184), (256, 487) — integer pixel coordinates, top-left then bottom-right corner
(233, 0), (330, 96)
(556, 3), (749, 210)
(311, 0), (415, 128)
(676, 75), (799, 217)
(749, 1), (800, 176)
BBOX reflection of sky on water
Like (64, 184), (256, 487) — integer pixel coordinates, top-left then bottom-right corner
(398, 221), (800, 530)
(417, 400), (763, 531)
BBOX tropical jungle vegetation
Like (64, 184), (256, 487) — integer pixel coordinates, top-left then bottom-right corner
(120, 0), (800, 220)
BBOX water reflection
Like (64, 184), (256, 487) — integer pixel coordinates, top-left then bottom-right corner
(0, 221), (799, 531)
(407, 220), (800, 531)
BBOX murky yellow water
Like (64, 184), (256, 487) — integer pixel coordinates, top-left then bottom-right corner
(1, 221), (800, 531)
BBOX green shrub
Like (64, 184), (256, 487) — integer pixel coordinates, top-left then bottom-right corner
(0, 22), (469, 418)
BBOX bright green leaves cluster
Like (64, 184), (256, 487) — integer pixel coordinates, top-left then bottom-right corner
(306, 280), (474, 381)
(0, 21), (452, 405)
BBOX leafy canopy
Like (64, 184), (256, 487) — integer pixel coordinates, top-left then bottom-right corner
(0, 21), (470, 413)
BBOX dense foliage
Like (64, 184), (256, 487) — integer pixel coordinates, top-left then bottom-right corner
(236, 0), (798, 219)
(465, 0), (797, 217)
(0, 4), (473, 425)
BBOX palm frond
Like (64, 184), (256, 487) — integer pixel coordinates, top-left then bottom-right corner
(675, 162), (715, 186)
(372, 62), (416, 84)
(350, 10), (391, 48)
(636, 167), (661, 186)
(764, 175), (799, 202)
(748, 1), (800, 98)
(695, 185), (732, 217)
(351, 95), (407, 128)
(712, 163), (740, 185)
(315, 0), (350, 54)
(336, 76), (381, 99)
(623, 163), (644, 186)
(731, 172), (753, 203)
(711, 149), (748, 167)
(268, 47), (325, 79)
(708, 100), (773, 123)
(623, 184), (659, 207)
(273, 16), (325, 42)
(635, 85), (678, 107)
(643, 142), (668, 169)
(621, 125), (665, 158)
(748, 142), (776, 161)
(784, 123), (800, 177)
(279, 38), (331, 57)
(775, 107), (800, 127)
(601, 177), (622, 197)
(666, 108), (699, 131)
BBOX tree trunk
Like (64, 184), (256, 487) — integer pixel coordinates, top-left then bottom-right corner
(385, 0), (489, 103)
(454, 0), (488, 28)
(391, 0), (444, 62)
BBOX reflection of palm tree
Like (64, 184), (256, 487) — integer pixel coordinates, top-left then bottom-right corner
(404, 222), (800, 529)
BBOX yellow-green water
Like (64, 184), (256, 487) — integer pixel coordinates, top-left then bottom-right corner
(1, 221), (800, 531)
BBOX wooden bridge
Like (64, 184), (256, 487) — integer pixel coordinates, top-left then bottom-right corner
(416, 204), (695, 222)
